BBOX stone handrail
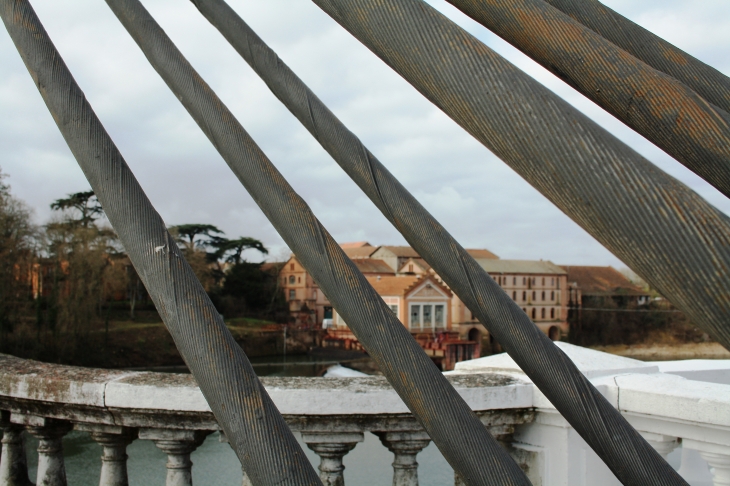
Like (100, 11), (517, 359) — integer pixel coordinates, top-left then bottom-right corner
(0, 353), (534, 486)
(2, 344), (729, 486)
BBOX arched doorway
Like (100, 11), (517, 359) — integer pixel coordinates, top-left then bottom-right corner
(468, 327), (480, 342)
(548, 326), (561, 341)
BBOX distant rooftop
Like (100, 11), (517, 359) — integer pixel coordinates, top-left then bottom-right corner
(478, 260), (565, 275)
(352, 259), (395, 275)
(560, 265), (647, 296)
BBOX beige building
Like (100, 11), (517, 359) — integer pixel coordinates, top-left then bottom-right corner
(331, 274), (453, 334)
(454, 260), (569, 341)
(278, 244), (568, 341)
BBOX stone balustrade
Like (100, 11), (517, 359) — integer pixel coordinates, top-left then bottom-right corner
(0, 353), (533, 486)
(0, 344), (728, 485)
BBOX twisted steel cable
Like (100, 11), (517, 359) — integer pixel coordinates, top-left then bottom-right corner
(0, 1), (321, 484)
(444, 0), (730, 199)
(542, 0), (730, 115)
(190, 1), (687, 484)
(102, 0), (531, 483)
(309, 0), (730, 355)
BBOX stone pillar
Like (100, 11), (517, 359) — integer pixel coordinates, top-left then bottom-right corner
(700, 452), (730, 486)
(139, 429), (209, 486)
(683, 439), (730, 486)
(24, 418), (72, 486)
(217, 430), (252, 486)
(0, 412), (33, 486)
(77, 424), (136, 486)
(376, 430), (431, 486)
(301, 431), (363, 486)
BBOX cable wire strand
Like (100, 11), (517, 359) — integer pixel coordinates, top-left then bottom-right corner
(542, 0), (730, 115)
(0, 1), (321, 484)
(192, 0), (688, 484)
(444, 0), (730, 198)
(103, 0), (531, 483)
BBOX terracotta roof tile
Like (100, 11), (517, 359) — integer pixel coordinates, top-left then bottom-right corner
(560, 265), (647, 296)
(353, 259), (395, 275)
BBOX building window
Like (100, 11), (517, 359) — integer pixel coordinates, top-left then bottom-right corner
(410, 305), (421, 328)
(290, 264), (294, 271)
(542, 291), (545, 301)
(532, 291), (536, 301)
(551, 308), (555, 319)
(512, 291), (517, 300)
(313, 290), (318, 300)
(551, 291), (555, 300)
(551, 278), (555, 286)
(542, 277), (545, 286)
(522, 291), (526, 301)
(523, 277), (526, 285)
(289, 289), (296, 300)
(541, 308), (546, 319)
(513, 277), (516, 285)
(289, 276), (295, 284)
(523, 308), (527, 313)
(298, 276), (301, 283)
(390, 304), (398, 315)
(423, 305), (433, 327)
(435, 305), (444, 327)
(531, 308), (536, 319)
(408, 264), (414, 273)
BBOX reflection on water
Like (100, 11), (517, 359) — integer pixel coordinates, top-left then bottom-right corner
(25, 430), (453, 486)
(135, 354), (374, 377)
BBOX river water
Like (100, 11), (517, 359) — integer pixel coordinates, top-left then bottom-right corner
(24, 355), (455, 485)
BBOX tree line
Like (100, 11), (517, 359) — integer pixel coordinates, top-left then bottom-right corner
(0, 168), (287, 363)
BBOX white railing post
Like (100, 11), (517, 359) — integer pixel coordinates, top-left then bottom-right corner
(77, 424), (136, 486)
(0, 412), (32, 486)
(301, 431), (363, 486)
(683, 440), (730, 486)
(376, 430), (431, 486)
(21, 415), (72, 486)
(640, 432), (680, 459)
(139, 429), (209, 486)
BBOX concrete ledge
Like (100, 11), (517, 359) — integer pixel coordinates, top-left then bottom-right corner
(0, 353), (533, 418)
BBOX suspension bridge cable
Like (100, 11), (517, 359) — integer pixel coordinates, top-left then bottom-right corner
(443, 0), (730, 199)
(191, 1), (688, 484)
(102, 0), (531, 483)
(0, 1), (321, 484)
(541, 0), (730, 115)
(309, 0), (730, 357)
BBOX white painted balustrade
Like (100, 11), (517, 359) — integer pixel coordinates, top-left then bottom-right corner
(0, 344), (728, 485)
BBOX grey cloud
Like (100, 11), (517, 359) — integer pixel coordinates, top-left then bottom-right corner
(0, 0), (728, 269)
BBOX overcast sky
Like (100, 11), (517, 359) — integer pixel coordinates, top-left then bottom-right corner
(1, 0), (729, 267)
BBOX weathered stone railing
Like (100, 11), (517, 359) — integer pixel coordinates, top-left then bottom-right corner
(1, 344), (728, 485)
(450, 343), (730, 486)
(0, 353), (533, 486)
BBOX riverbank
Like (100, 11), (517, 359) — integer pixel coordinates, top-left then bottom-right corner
(591, 342), (730, 361)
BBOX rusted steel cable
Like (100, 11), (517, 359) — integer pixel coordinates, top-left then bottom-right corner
(443, 0), (730, 199)
(310, 0), (730, 354)
(0, 1), (321, 484)
(542, 0), (730, 115)
(191, 1), (688, 485)
(313, 0), (730, 482)
(102, 0), (531, 483)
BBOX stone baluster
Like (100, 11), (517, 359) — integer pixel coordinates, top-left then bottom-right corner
(376, 430), (431, 486)
(217, 430), (252, 486)
(76, 424), (136, 486)
(0, 412), (33, 486)
(683, 439), (730, 486)
(640, 432), (680, 459)
(19, 415), (72, 486)
(301, 431), (363, 486)
(139, 429), (209, 486)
